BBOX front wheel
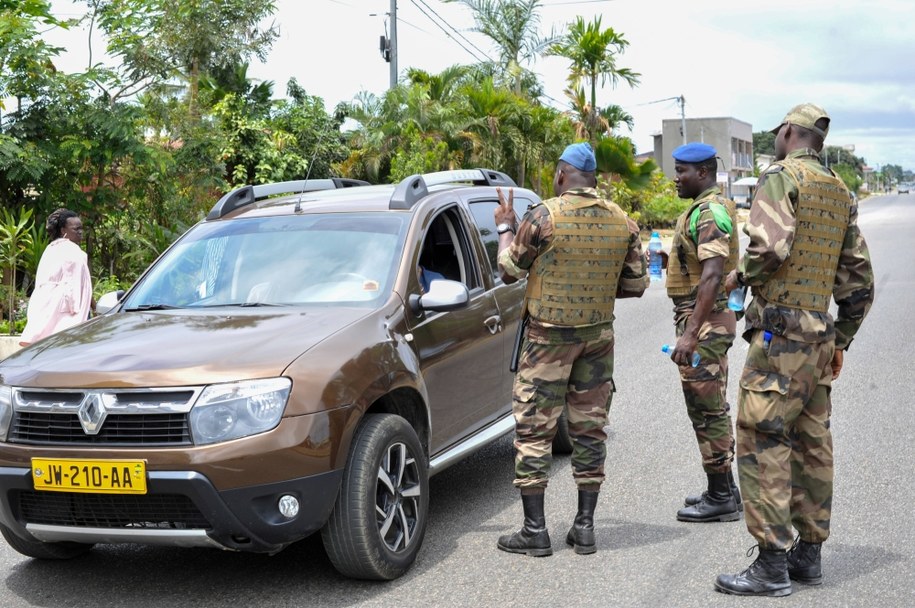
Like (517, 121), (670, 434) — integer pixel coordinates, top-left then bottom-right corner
(0, 523), (93, 560)
(321, 414), (429, 580)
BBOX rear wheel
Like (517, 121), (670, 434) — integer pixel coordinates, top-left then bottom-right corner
(321, 414), (429, 580)
(0, 523), (93, 560)
(552, 410), (574, 455)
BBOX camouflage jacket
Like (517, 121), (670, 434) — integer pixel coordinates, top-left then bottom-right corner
(499, 187), (648, 344)
(671, 185), (736, 320)
(739, 148), (874, 349)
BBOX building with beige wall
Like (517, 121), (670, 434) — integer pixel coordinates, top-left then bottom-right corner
(652, 116), (755, 202)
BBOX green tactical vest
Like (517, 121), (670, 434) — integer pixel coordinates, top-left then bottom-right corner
(758, 158), (851, 313)
(665, 196), (739, 299)
(525, 192), (630, 325)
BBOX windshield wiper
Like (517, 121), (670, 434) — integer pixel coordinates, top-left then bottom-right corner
(123, 303), (180, 311)
(195, 302), (288, 308)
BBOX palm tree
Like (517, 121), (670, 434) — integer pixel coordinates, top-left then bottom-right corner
(548, 16), (639, 140)
(448, 0), (557, 96)
(0, 207), (34, 335)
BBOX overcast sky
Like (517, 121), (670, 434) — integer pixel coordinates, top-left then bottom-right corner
(47, 0), (915, 171)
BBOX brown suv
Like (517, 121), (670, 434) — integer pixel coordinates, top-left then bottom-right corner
(0, 170), (562, 580)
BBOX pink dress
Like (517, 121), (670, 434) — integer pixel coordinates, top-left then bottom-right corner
(19, 238), (93, 346)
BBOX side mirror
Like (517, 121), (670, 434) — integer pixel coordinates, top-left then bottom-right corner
(408, 279), (469, 315)
(96, 290), (126, 315)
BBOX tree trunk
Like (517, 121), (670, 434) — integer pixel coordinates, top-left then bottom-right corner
(189, 58), (200, 117)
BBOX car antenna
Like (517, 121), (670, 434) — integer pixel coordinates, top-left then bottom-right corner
(295, 127), (330, 213)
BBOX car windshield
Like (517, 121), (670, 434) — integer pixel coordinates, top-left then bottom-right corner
(123, 213), (405, 309)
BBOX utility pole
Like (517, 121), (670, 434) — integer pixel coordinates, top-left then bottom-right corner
(389, 0), (398, 89)
(679, 95), (686, 146)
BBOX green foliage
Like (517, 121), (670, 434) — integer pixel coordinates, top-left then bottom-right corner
(547, 15), (638, 118)
(602, 171), (685, 229)
(753, 131), (775, 159)
(0, 318), (27, 335)
(832, 163), (862, 194)
(447, 0), (557, 95)
(0, 207), (34, 334)
(389, 126), (454, 181)
(93, 273), (127, 299)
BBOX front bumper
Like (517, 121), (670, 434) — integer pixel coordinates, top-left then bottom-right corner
(0, 465), (342, 553)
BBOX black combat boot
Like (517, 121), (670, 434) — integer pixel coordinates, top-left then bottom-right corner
(787, 537), (823, 585)
(715, 547), (792, 597)
(684, 469), (743, 512)
(677, 472), (740, 522)
(565, 488), (599, 555)
(497, 492), (552, 557)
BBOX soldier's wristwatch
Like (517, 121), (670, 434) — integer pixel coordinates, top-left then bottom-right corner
(496, 222), (515, 235)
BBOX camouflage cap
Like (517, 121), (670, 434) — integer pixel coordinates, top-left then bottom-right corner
(770, 103), (830, 139)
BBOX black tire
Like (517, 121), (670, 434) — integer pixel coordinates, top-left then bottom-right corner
(552, 409), (574, 455)
(0, 522), (93, 560)
(321, 414), (429, 580)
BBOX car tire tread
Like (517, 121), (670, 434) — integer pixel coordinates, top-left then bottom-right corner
(321, 413), (429, 580)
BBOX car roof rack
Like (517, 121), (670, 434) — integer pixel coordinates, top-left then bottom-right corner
(206, 178), (370, 219)
(389, 169), (516, 210)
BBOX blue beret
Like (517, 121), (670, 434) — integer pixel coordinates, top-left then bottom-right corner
(672, 142), (717, 163)
(559, 142), (597, 172)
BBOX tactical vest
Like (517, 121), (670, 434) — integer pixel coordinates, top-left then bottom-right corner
(665, 196), (739, 299)
(525, 192), (630, 325)
(758, 158), (850, 313)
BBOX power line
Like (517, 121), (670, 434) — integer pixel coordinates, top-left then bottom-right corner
(410, 0), (492, 63)
(408, 0), (489, 64)
(397, 17), (429, 34)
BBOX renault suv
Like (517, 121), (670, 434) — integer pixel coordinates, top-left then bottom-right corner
(0, 169), (548, 580)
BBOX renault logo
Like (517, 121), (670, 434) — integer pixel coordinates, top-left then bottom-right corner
(78, 393), (112, 435)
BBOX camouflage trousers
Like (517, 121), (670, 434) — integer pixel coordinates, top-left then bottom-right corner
(736, 329), (834, 550)
(512, 335), (615, 491)
(675, 308), (736, 474)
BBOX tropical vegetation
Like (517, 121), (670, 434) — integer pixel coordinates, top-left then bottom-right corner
(0, 0), (695, 330)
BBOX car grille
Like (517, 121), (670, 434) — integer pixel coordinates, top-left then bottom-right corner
(9, 388), (199, 446)
(17, 491), (211, 529)
(11, 412), (190, 445)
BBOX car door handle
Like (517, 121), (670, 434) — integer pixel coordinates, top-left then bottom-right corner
(484, 315), (502, 334)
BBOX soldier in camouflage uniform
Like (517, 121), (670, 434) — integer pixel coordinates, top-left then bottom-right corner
(493, 142), (648, 557)
(661, 142), (742, 524)
(715, 104), (874, 597)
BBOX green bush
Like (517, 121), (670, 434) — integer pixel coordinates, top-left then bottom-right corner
(639, 190), (690, 229)
(600, 171), (687, 229)
(94, 274), (129, 299)
(0, 318), (26, 334)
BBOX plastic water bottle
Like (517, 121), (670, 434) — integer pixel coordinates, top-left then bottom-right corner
(648, 231), (663, 281)
(661, 344), (700, 367)
(727, 286), (748, 311)
(762, 330), (773, 351)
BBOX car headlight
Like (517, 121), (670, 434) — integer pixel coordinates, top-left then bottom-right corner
(190, 378), (291, 445)
(0, 385), (11, 441)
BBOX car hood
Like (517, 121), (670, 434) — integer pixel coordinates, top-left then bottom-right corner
(0, 307), (373, 388)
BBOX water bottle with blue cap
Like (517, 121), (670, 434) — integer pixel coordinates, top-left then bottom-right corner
(648, 231), (663, 281)
(728, 286), (748, 311)
(661, 344), (700, 367)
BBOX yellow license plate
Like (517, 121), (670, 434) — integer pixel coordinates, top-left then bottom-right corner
(31, 458), (147, 494)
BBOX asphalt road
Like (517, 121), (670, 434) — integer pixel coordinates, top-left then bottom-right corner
(1, 193), (911, 607)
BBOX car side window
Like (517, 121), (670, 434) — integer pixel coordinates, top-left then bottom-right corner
(468, 198), (533, 279)
(419, 207), (481, 291)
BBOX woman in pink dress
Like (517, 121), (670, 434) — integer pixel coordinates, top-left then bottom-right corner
(19, 209), (93, 346)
